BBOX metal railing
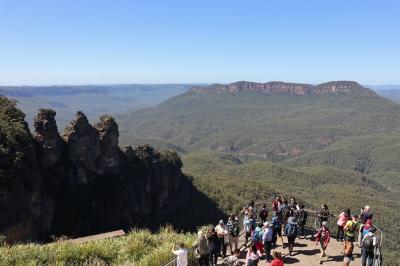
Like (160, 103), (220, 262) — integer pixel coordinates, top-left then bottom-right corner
(163, 201), (384, 266)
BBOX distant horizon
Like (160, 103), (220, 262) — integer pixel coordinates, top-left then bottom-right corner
(1, 81), (400, 88)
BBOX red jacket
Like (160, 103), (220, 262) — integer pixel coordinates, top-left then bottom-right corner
(270, 258), (284, 266)
(315, 228), (331, 248)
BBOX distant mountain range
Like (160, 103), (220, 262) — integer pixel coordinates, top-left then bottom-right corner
(0, 84), (192, 130)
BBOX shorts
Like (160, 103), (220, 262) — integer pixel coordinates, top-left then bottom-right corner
(319, 241), (326, 251)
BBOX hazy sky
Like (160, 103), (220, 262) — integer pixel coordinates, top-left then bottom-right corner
(0, 0), (399, 85)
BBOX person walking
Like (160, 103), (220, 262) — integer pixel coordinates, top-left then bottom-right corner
(315, 221), (331, 264)
(252, 222), (264, 257)
(172, 242), (188, 266)
(262, 221), (273, 262)
(193, 230), (210, 266)
(361, 227), (377, 266)
(284, 216), (298, 256)
(337, 209), (350, 242)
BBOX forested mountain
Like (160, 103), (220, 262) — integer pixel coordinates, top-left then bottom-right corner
(118, 81), (400, 164)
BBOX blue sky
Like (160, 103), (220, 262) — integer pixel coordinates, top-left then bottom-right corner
(0, 0), (399, 85)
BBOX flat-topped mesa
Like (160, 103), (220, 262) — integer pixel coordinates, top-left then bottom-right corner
(190, 80), (377, 96)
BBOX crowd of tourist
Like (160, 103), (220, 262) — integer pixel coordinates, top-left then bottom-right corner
(172, 196), (379, 266)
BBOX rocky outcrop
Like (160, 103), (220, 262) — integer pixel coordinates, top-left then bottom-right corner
(1, 99), (221, 242)
(191, 80), (377, 96)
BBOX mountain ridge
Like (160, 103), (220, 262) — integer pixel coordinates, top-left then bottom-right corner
(190, 80), (377, 96)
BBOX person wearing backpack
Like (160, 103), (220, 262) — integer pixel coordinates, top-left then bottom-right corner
(227, 215), (240, 255)
(295, 203), (308, 239)
(244, 213), (256, 245)
(315, 221), (331, 264)
(361, 228), (377, 266)
(272, 216), (283, 248)
(284, 216), (298, 256)
(252, 222), (264, 257)
(343, 214), (359, 261)
(359, 205), (373, 246)
(259, 204), (268, 223)
(278, 200), (289, 226)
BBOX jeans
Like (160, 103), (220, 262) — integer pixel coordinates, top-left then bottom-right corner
(361, 249), (374, 266)
(264, 241), (272, 261)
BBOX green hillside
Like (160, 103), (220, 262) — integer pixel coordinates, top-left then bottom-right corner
(118, 83), (400, 164)
(284, 133), (400, 173)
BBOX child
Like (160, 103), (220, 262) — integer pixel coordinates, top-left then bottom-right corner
(315, 221), (331, 264)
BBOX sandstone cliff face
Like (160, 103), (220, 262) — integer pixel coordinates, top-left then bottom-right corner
(191, 80), (377, 96)
(1, 99), (215, 242)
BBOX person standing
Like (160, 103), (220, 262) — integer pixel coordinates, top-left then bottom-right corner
(361, 228), (377, 266)
(359, 205), (373, 246)
(207, 227), (219, 266)
(296, 203), (307, 239)
(262, 221), (273, 262)
(227, 215), (240, 255)
(337, 209), (350, 241)
(272, 215), (283, 248)
(172, 242), (188, 266)
(193, 230), (210, 266)
(315, 221), (331, 264)
(318, 204), (330, 227)
(259, 204), (268, 223)
(216, 220), (229, 258)
(284, 216), (298, 256)
(343, 214), (359, 261)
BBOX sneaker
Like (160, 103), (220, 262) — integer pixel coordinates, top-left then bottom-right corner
(319, 260), (323, 264)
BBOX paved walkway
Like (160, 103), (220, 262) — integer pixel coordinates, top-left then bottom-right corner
(217, 232), (361, 265)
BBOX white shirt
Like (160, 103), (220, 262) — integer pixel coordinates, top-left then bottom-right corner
(172, 248), (188, 266)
